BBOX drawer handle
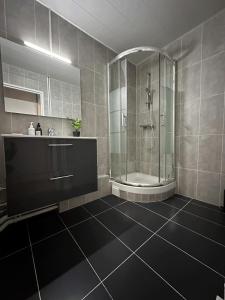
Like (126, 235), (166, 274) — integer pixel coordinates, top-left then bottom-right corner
(48, 144), (73, 147)
(50, 174), (74, 181)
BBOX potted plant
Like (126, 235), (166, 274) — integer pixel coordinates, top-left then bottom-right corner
(72, 118), (82, 137)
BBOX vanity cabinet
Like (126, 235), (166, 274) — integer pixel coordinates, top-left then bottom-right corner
(4, 137), (97, 216)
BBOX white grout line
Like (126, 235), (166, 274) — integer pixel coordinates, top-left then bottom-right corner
(157, 234), (225, 279)
(58, 215), (114, 300)
(0, 246), (28, 262)
(189, 200), (225, 215)
(83, 206), (187, 300)
(179, 209), (225, 228)
(27, 224), (42, 300)
(112, 202), (225, 278)
(170, 219), (225, 249)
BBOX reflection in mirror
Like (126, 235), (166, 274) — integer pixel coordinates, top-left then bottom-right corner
(0, 37), (81, 120)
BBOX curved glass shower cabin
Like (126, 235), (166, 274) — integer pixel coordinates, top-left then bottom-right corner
(108, 47), (176, 188)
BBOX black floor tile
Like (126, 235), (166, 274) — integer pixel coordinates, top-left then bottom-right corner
(191, 199), (223, 212)
(175, 194), (191, 201)
(158, 221), (225, 276)
(60, 206), (91, 227)
(0, 221), (29, 259)
(137, 235), (224, 300)
(0, 248), (39, 300)
(139, 201), (180, 219)
(70, 218), (131, 279)
(97, 208), (152, 250)
(104, 255), (183, 300)
(163, 196), (189, 209)
(84, 199), (110, 215)
(85, 284), (111, 300)
(101, 194), (125, 207)
(28, 211), (65, 244)
(183, 202), (225, 226)
(173, 211), (225, 246)
(33, 230), (99, 300)
(116, 202), (166, 232)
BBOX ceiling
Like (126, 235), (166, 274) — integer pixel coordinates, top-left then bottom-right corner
(39, 0), (225, 57)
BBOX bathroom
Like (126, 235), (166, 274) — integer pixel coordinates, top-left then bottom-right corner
(0, 0), (225, 299)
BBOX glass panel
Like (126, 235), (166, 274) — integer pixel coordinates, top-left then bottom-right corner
(108, 58), (127, 182)
(135, 53), (160, 186)
(159, 55), (175, 184)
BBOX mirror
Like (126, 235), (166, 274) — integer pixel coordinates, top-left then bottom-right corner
(0, 37), (81, 120)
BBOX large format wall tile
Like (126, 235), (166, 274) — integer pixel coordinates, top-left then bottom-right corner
(203, 9), (225, 59)
(180, 98), (200, 135)
(201, 52), (225, 98)
(181, 25), (202, 68)
(94, 41), (107, 76)
(0, 0), (6, 37)
(181, 63), (201, 101)
(197, 171), (220, 205)
(5, 0), (35, 42)
(198, 135), (222, 173)
(179, 136), (198, 169)
(178, 168), (197, 198)
(199, 94), (224, 134)
(35, 1), (49, 49)
(78, 30), (94, 70)
(59, 16), (78, 66)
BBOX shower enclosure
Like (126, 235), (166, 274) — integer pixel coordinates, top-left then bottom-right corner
(108, 47), (176, 190)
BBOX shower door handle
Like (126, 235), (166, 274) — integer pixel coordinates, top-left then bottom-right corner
(121, 113), (127, 128)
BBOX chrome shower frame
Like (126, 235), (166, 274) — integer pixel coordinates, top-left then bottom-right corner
(107, 46), (176, 188)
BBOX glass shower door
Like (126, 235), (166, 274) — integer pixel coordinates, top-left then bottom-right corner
(159, 54), (176, 184)
(108, 58), (127, 183)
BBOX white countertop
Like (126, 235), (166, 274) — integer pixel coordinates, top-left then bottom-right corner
(1, 134), (97, 139)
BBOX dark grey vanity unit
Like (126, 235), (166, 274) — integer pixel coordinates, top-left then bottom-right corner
(3, 136), (97, 216)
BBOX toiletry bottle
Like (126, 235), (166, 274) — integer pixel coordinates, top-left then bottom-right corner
(36, 123), (42, 136)
(28, 122), (35, 136)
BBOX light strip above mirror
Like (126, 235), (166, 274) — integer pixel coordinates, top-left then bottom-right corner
(24, 41), (72, 64)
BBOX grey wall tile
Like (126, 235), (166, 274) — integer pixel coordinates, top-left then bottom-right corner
(96, 105), (107, 138)
(35, 1), (49, 49)
(201, 52), (225, 98)
(164, 39), (182, 63)
(181, 62), (201, 101)
(97, 137), (108, 175)
(181, 25), (202, 68)
(179, 136), (198, 169)
(198, 135), (222, 172)
(180, 98), (200, 135)
(51, 12), (59, 54)
(6, 0), (35, 42)
(11, 113), (38, 134)
(0, 0), (6, 37)
(221, 137), (225, 173)
(94, 73), (106, 105)
(78, 30), (94, 70)
(81, 101), (96, 137)
(94, 41), (107, 76)
(203, 9), (225, 59)
(178, 168), (197, 198)
(200, 94), (224, 134)
(197, 171), (220, 206)
(80, 68), (94, 103)
(59, 16), (78, 66)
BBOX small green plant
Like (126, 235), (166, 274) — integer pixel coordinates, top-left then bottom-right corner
(72, 118), (82, 131)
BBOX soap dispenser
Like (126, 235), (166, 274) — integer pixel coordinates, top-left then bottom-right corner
(28, 122), (35, 136)
(35, 123), (42, 136)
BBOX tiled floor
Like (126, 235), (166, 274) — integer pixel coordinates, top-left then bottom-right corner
(0, 194), (225, 300)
